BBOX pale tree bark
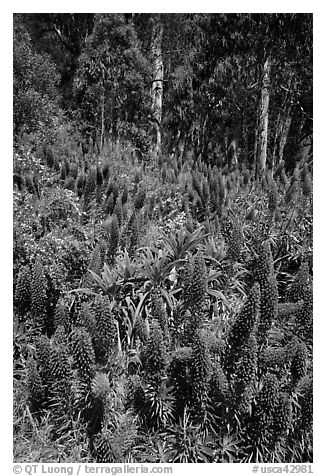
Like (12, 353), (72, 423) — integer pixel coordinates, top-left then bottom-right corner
(100, 82), (105, 152)
(253, 65), (260, 170)
(242, 112), (249, 167)
(150, 15), (163, 158)
(99, 65), (106, 152)
(227, 127), (239, 169)
(177, 136), (185, 159)
(199, 114), (209, 158)
(253, 117), (259, 172)
(271, 73), (295, 169)
(272, 109), (292, 169)
(176, 128), (185, 159)
(257, 56), (271, 176)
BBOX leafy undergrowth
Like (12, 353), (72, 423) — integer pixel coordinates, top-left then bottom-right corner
(13, 140), (313, 463)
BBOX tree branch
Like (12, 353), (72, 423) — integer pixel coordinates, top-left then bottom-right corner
(52, 23), (75, 56)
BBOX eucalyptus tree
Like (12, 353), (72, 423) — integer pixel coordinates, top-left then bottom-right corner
(23, 13), (95, 110)
(149, 14), (164, 157)
(74, 14), (151, 151)
(245, 13), (312, 174)
(161, 13), (312, 174)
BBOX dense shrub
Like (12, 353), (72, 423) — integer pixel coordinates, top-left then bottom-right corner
(13, 109), (312, 465)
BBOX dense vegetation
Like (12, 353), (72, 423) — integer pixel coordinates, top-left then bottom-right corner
(13, 13), (312, 463)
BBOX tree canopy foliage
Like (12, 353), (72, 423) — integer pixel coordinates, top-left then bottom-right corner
(14, 13), (312, 172)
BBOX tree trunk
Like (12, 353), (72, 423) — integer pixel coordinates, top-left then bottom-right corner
(271, 111), (282, 168)
(150, 15), (163, 158)
(99, 64), (106, 152)
(257, 55), (271, 176)
(242, 112), (249, 167)
(297, 134), (312, 165)
(253, 64), (260, 173)
(177, 131), (185, 159)
(200, 114), (209, 157)
(278, 114), (292, 163)
(100, 83), (105, 152)
(253, 117), (259, 174)
(271, 72), (295, 169)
